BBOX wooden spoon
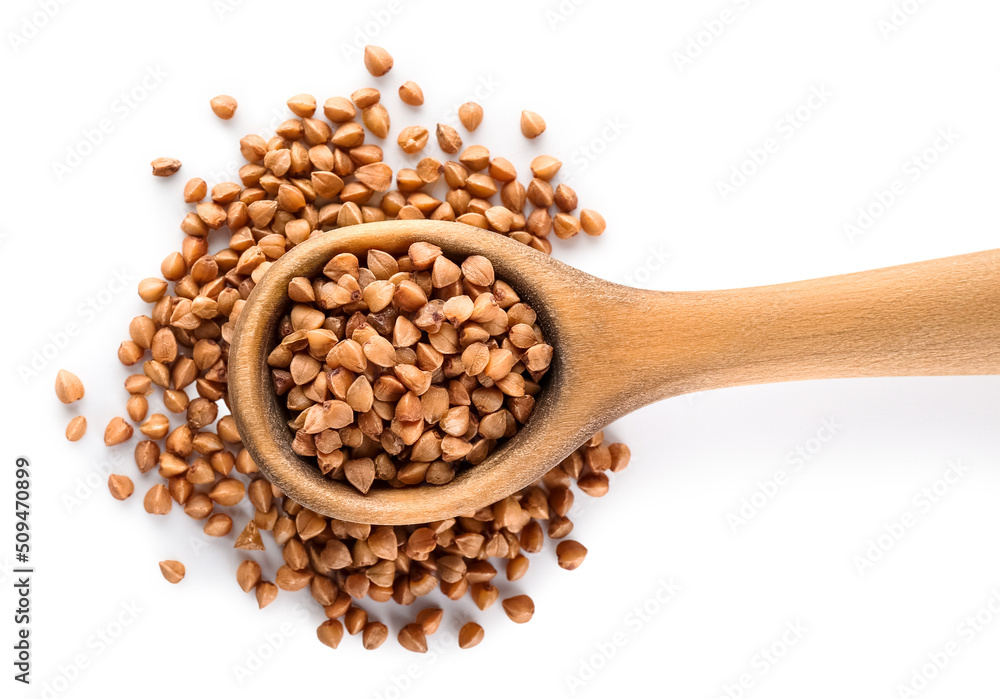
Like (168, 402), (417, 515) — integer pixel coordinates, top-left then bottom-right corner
(229, 220), (1000, 524)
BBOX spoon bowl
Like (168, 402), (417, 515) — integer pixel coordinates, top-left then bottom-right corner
(229, 220), (1000, 524)
(230, 220), (606, 524)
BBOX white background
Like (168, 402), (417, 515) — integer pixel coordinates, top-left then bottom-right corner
(2, 0), (1000, 697)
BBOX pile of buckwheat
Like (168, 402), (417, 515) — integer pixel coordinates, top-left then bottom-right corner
(59, 45), (629, 652)
(275, 243), (554, 493)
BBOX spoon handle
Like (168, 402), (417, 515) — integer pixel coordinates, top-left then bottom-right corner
(594, 249), (1000, 410)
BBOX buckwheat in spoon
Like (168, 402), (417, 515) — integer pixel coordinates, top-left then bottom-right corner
(229, 219), (1000, 525)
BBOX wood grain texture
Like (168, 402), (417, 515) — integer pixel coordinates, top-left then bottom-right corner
(229, 220), (1000, 524)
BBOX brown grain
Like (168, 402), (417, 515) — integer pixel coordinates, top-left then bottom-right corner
(159, 560), (185, 583)
(531, 155), (562, 180)
(398, 81), (423, 106)
(256, 581), (278, 608)
(104, 417), (134, 446)
(436, 123), (462, 154)
(397, 126), (429, 154)
(324, 96), (356, 122)
(398, 623), (428, 653)
(151, 158), (182, 177)
(458, 102), (483, 131)
(137, 278), (168, 302)
(143, 484), (171, 514)
(65, 416), (87, 441)
(556, 540), (588, 570)
(362, 622), (388, 649)
(183, 178), (207, 203)
(237, 560), (262, 593)
(317, 620), (344, 648)
(210, 95), (237, 119)
(108, 474), (134, 500)
(520, 110), (546, 139)
(502, 595), (535, 623)
(364, 46), (394, 77)
(287, 93), (316, 118)
(580, 209), (606, 236)
(458, 622), (484, 649)
(235, 520), (265, 550)
(363, 104), (391, 139)
(416, 608), (443, 635)
(55, 370), (84, 404)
